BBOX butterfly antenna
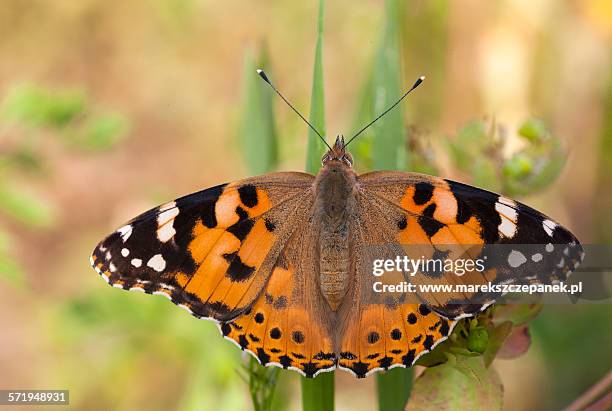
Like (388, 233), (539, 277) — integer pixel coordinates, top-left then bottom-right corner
(257, 69), (332, 151)
(345, 76), (425, 147)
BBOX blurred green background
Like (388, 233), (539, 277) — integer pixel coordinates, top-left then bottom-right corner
(0, 1), (611, 410)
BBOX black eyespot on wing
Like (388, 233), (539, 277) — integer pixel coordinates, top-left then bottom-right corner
(391, 329), (402, 340)
(418, 304), (431, 316)
(292, 331), (305, 344)
(270, 327), (282, 339)
(397, 216), (408, 230)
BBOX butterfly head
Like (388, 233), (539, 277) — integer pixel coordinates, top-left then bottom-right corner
(322, 135), (353, 167)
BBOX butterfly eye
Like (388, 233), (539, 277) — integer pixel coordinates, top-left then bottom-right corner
(321, 153), (331, 165)
(342, 153), (353, 167)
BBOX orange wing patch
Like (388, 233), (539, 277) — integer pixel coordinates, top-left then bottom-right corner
(221, 264), (336, 377)
(338, 303), (455, 377)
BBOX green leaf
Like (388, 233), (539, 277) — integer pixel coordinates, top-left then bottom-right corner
(0, 230), (25, 288)
(70, 112), (129, 151)
(239, 46), (279, 175)
(472, 157), (502, 192)
(502, 152), (533, 180)
(304, 0), (327, 174)
(482, 322), (513, 367)
(0, 183), (55, 228)
(371, 0), (407, 171)
(2, 84), (86, 128)
(492, 303), (542, 326)
(406, 356), (503, 411)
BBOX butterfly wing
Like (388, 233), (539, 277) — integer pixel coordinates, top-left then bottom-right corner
(221, 215), (337, 377)
(90, 172), (314, 322)
(358, 171), (584, 319)
(336, 192), (456, 377)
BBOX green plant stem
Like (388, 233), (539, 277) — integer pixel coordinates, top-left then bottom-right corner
(377, 368), (413, 411)
(301, 1), (335, 410)
(302, 372), (335, 411)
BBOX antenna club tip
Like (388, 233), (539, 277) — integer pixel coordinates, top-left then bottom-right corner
(419, 75), (426, 81)
(256, 69), (270, 83)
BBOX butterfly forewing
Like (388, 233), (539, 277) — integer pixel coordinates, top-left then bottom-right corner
(358, 171), (584, 319)
(91, 172), (314, 321)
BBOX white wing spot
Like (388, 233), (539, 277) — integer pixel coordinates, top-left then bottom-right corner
(508, 250), (527, 268)
(531, 253), (543, 262)
(157, 207), (180, 242)
(117, 224), (133, 242)
(109, 263), (117, 272)
(131, 258), (142, 268)
(546, 243), (554, 252)
(495, 199), (517, 238)
(157, 223), (176, 243)
(121, 248), (130, 257)
(147, 254), (166, 272)
(543, 219), (556, 237)
(105, 251), (112, 261)
(158, 207), (179, 226)
(557, 258), (565, 268)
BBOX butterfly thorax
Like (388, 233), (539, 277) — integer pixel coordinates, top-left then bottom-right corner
(315, 140), (357, 311)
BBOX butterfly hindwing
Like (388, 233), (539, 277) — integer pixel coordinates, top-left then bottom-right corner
(91, 172), (314, 321)
(358, 171), (584, 319)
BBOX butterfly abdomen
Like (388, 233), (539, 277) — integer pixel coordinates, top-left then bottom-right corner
(315, 161), (358, 311)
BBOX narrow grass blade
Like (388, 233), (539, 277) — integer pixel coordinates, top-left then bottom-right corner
(304, 0), (327, 174)
(239, 46), (279, 175)
(302, 1), (335, 410)
(371, 0), (407, 171)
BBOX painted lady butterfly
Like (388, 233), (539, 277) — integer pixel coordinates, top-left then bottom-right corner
(90, 73), (583, 378)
